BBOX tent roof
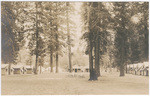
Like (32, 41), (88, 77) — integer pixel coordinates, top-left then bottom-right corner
(143, 62), (149, 67)
(133, 64), (138, 67)
(137, 63), (144, 67)
(24, 65), (33, 69)
(129, 65), (134, 67)
(12, 64), (23, 68)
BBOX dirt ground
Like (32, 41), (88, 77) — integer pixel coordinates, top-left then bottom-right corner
(1, 71), (149, 95)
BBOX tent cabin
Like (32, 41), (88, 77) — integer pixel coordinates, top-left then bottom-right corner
(144, 66), (149, 76)
(136, 63), (144, 75)
(143, 62), (149, 76)
(45, 67), (51, 72)
(139, 66), (145, 76)
(126, 65), (130, 74)
(38, 66), (46, 74)
(127, 62), (149, 76)
(12, 65), (23, 74)
(133, 64), (138, 75)
(1, 64), (9, 75)
(128, 64), (134, 74)
(127, 64), (132, 74)
(82, 65), (89, 72)
(85, 68), (89, 72)
(73, 65), (82, 73)
(146, 67), (149, 76)
(127, 65), (133, 74)
(131, 64), (137, 75)
(24, 65), (33, 74)
(136, 62), (149, 76)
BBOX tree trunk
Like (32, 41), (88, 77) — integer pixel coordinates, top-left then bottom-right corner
(86, 3), (97, 81)
(40, 65), (41, 74)
(34, 2), (38, 75)
(119, 4), (126, 77)
(89, 37), (94, 80)
(126, 64), (128, 74)
(99, 59), (101, 76)
(120, 42), (125, 76)
(120, 64), (125, 76)
(144, 25), (148, 61)
(50, 52), (53, 73)
(66, 2), (72, 73)
(89, 34), (98, 80)
(120, 52), (125, 76)
(68, 47), (72, 72)
(95, 36), (100, 77)
(35, 45), (38, 74)
(8, 63), (11, 75)
(55, 2), (59, 73)
(95, 3), (101, 77)
(56, 53), (58, 73)
(87, 3), (92, 80)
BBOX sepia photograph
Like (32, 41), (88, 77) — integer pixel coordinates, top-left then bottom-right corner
(1, 1), (149, 95)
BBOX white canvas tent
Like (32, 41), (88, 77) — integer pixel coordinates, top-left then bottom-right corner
(38, 66), (45, 73)
(136, 63), (144, 75)
(11, 64), (24, 74)
(82, 65), (89, 72)
(73, 65), (82, 73)
(133, 64), (138, 75)
(128, 64), (134, 74)
(143, 62), (149, 76)
(127, 62), (149, 76)
(1, 64), (9, 75)
(143, 62), (149, 67)
(24, 65), (33, 74)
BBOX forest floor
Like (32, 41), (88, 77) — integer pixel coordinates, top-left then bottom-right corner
(1, 71), (149, 95)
